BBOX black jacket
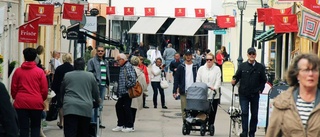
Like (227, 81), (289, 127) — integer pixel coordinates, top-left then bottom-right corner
(173, 63), (199, 95)
(233, 61), (267, 96)
(0, 82), (19, 137)
(51, 62), (74, 94)
(169, 59), (183, 76)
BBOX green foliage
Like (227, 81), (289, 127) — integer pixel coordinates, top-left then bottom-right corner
(9, 61), (17, 67)
(143, 58), (151, 66)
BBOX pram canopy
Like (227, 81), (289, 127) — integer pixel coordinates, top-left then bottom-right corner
(186, 82), (209, 112)
(186, 82), (208, 100)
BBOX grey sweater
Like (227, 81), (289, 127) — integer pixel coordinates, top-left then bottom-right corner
(163, 47), (176, 60)
(61, 71), (99, 118)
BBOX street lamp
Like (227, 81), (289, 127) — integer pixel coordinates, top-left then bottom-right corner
(260, 0), (268, 65)
(237, 0), (247, 65)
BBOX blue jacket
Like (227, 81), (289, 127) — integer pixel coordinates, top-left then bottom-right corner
(173, 63), (199, 95)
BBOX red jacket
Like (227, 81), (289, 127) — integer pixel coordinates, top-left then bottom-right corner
(11, 61), (48, 110)
(215, 53), (224, 65)
(138, 64), (150, 84)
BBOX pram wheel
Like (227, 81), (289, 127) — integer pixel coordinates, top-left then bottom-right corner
(209, 124), (214, 136)
(200, 124), (206, 136)
(183, 123), (191, 135)
(182, 124), (187, 135)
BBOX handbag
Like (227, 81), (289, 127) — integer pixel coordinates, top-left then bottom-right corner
(46, 97), (59, 121)
(124, 68), (143, 98)
(160, 72), (169, 89)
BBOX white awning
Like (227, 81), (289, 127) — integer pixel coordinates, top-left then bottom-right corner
(164, 18), (205, 36)
(128, 17), (168, 34)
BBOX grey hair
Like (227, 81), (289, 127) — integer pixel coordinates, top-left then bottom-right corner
(118, 53), (127, 61)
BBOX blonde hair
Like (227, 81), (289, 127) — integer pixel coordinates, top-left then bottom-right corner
(62, 53), (72, 63)
(206, 53), (216, 61)
(130, 56), (140, 66)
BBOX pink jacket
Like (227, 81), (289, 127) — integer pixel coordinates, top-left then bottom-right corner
(11, 61), (48, 110)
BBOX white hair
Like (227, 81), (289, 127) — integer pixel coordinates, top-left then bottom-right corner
(118, 53), (127, 61)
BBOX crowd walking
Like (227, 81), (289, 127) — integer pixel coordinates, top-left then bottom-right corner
(3, 43), (313, 137)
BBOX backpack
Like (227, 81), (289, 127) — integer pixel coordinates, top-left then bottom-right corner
(124, 68), (143, 98)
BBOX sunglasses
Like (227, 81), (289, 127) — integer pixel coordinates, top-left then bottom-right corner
(248, 52), (256, 55)
(97, 50), (104, 52)
(206, 59), (213, 61)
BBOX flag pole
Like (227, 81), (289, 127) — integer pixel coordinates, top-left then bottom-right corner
(16, 17), (41, 29)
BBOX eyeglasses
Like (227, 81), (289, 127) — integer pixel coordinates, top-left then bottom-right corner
(248, 52), (256, 55)
(97, 50), (104, 53)
(206, 59), (213, 61)
(299, 68), (319, 74)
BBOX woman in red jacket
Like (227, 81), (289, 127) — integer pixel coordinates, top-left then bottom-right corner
(11, 48), (48, 137)
(138, 56), (150, 108)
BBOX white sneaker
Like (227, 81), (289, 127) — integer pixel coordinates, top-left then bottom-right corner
(121, 127), (134, 132)
(112, 126), (123, 132)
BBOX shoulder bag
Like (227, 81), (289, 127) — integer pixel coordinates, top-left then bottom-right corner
(124, 68), (143, 98)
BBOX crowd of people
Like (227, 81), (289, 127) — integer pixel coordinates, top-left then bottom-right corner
(1, 42), (319, 137)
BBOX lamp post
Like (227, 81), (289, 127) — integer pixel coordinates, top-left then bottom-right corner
(237, 0), (247, 65)
(260, 0), (268, 65)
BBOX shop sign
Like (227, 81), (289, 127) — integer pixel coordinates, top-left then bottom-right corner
(213, 30), (226, 35)
(67, 23), (80, 40)
(268, 0), (294, 9)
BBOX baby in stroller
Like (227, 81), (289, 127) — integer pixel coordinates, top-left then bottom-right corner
(182, 82), (216, 136)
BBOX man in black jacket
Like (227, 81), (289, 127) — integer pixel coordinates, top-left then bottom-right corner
(169, 53), (183, 77)
(173, 49), (198, 123)
(0, 82), (19, 137)
(231, 47), (267, 137)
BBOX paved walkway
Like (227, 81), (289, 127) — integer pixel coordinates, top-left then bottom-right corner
(43, 82), (267, 137)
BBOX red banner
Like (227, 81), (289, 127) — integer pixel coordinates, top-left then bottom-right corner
(217, 15), (235, 28)
(257, 8), (266, 22)
(145, 7), (155, 16)
(106, 6), (116, 15)
(304, 0), (320, 14)
(19, 17), (40, 43)
(28, 4), (54, 25)
(124, 7), (134, 15)
(175, 8), (185, 17)
(195, 8), (205, 17)
(63, 3), (84, 21)
(264, 7), (292, 25)
(273, 14), (298, 33)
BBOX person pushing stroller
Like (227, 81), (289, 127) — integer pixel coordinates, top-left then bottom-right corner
(196, 52), (221, 135)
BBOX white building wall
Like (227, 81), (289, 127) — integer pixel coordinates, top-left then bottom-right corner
(0, 1), (19, 88)
(223, 0), (267, 69)
(111, 0), (223, 17)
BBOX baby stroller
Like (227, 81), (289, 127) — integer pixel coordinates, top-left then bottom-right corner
(182, 82), (216, 136)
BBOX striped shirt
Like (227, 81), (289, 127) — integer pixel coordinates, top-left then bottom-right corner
(100, 61), (107, 86)
(296, 95), (314, 127)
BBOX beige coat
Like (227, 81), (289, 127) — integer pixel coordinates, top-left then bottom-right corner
(131, 66), (148, 110)
(266, 87), (320, 137)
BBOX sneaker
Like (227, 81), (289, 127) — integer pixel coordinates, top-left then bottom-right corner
(112, 126), (123, 132)
(122, 127), (134, 132)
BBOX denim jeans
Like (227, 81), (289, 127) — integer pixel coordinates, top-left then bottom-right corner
(165, 59), (173, 72)
(92, 85), (106, 123)
(239, 93), (260, 135)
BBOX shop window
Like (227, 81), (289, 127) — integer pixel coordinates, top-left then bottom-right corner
(215, 35), (222, 52)
(269, 40), (276, 70)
